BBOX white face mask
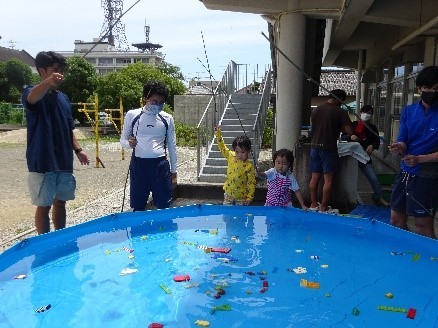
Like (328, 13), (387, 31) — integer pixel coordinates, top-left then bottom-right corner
(360, 113), (371, 121)
(146, 103), (163, 115)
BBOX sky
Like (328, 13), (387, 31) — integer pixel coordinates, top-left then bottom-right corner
(1, 0), (272, 84)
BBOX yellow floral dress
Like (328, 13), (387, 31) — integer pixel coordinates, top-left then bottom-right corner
(215, 130), (256, 203)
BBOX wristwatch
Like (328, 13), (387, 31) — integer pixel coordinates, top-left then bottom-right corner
(74, 147), (83, 154)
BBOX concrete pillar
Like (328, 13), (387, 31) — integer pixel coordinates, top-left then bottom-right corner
(355, 50), (364, 115)
(424, 36), (437, 66)
(275, 13), (306, 151)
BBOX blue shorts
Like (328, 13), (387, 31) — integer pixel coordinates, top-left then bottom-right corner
(309, 148), (339, 174)
(28, 172), (76, 207)
(390, 171), (438, 217)
(130, 156), (172, 210)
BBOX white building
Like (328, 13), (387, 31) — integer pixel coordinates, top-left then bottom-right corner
(59, 38), (164, 75)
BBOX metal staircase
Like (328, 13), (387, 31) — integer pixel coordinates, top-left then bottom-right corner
(198, 93), (263, 183)
(195, 61), (272, 184)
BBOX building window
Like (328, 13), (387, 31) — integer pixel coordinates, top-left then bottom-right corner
(116, 58), (131, 64)
(98, 57), (113, 65)
(390, 79), (404, 116)
(406, 77), (421, 105)
(377, 85), (387, 131)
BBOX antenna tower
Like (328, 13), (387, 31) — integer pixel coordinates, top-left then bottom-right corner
(100, 0), (129, 51)
(132, 19), (162, 52)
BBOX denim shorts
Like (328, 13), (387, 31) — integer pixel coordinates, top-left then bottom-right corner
(390, 171), (438, 217)
(28, 172), (76, 206)
(309, 148), (339, 174)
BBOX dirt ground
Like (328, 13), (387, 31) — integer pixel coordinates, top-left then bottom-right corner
(0, 128), (136, 240)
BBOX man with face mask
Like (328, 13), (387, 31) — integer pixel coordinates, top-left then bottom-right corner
(120, 80), (177, 211)
(342, 105), (389, 206)
(389, 66), (438, 239)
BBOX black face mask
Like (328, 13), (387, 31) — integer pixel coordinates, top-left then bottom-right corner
(421, 91), (438, 106)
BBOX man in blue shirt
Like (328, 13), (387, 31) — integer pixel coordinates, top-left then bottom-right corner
(389, 66), (438, 238)
(22, 51), (89, 234)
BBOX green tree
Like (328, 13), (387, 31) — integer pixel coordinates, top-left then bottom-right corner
(158, 61), (185, 81)
(96, 62), (186, 111)
(0, 59), (34, 103)
(60, 56), (97, 123)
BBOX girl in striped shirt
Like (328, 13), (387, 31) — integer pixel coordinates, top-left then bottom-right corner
(258, 149), (308, 209)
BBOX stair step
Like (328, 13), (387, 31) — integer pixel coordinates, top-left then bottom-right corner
(219, 125), (253, 131)
(198, 173), (226, 183)
(205, 158), (227, 166)
(202, 165), (227, 174)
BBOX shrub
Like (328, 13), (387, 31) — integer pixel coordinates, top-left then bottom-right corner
(261, 108), (274, 148)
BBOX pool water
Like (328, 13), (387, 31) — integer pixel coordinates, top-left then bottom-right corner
(0, 205), (437, 327)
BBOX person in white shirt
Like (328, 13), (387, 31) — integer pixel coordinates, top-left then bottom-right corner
(120, 80), (177, 210)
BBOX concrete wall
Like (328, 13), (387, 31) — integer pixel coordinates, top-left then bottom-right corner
(174, 95), (213, 127)
(294, 143), (359, 211)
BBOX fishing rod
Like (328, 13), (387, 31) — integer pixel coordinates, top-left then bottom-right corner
(200, 31), (217, 114)
(260, 31), (386, 146)
(82, 0), (141, 59)
(260, 32), (436, 218)
(120, 110), (145, 212)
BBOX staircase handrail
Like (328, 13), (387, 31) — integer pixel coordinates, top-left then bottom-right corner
(251, 67), (272, 166)
(196, 61), (237, 179)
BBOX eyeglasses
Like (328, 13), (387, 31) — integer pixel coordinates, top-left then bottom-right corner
(148, 100), (165, 106)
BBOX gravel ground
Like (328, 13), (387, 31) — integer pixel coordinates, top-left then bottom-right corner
(0, 127), (272, 252)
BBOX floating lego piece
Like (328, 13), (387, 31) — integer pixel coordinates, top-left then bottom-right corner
(209, 229), (218, 235)
(35, 304), (51, 313)
(430, 256), (438, 261)
(148, 323), (164, 328)
(105, 249), (111, 255)
(385, 292), (394, 299)
(195, 320), (210, 327)
(300, 279), (320, 289)
(260, 287), (268, 293)
(391, 251), (403, 256)
(160, 283), (172, 294)
(173, 275), (190, 282)
(351, 307), (360, 316)
(310, 255), (319, 260)
(292, 267), (307, 274)
(119, 268), (138, 276)
(211, 247), (231, 254)
(212, 254), (237, 262)
(141, 235), (148, 240)
(123, 246), (134, 253)
(263, 281), (269, 288)
(377, 305), (407, 313)
(258, 270), (267, 275)
(411, 254), (420, 261)
(406, 308), (417, 319)
(184, 282), (199, 288)
(246, 271), (255, 276)
(295, 249), (304, 253)
(325, 293), (331, 297)
(14, 274), (26, 279)
(320, 264), (329, 269)
(210, 304), (231, 314)
(128, 255), (135, 259)
(215, 287), (226, 296)
(231, 236), (240, 243)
